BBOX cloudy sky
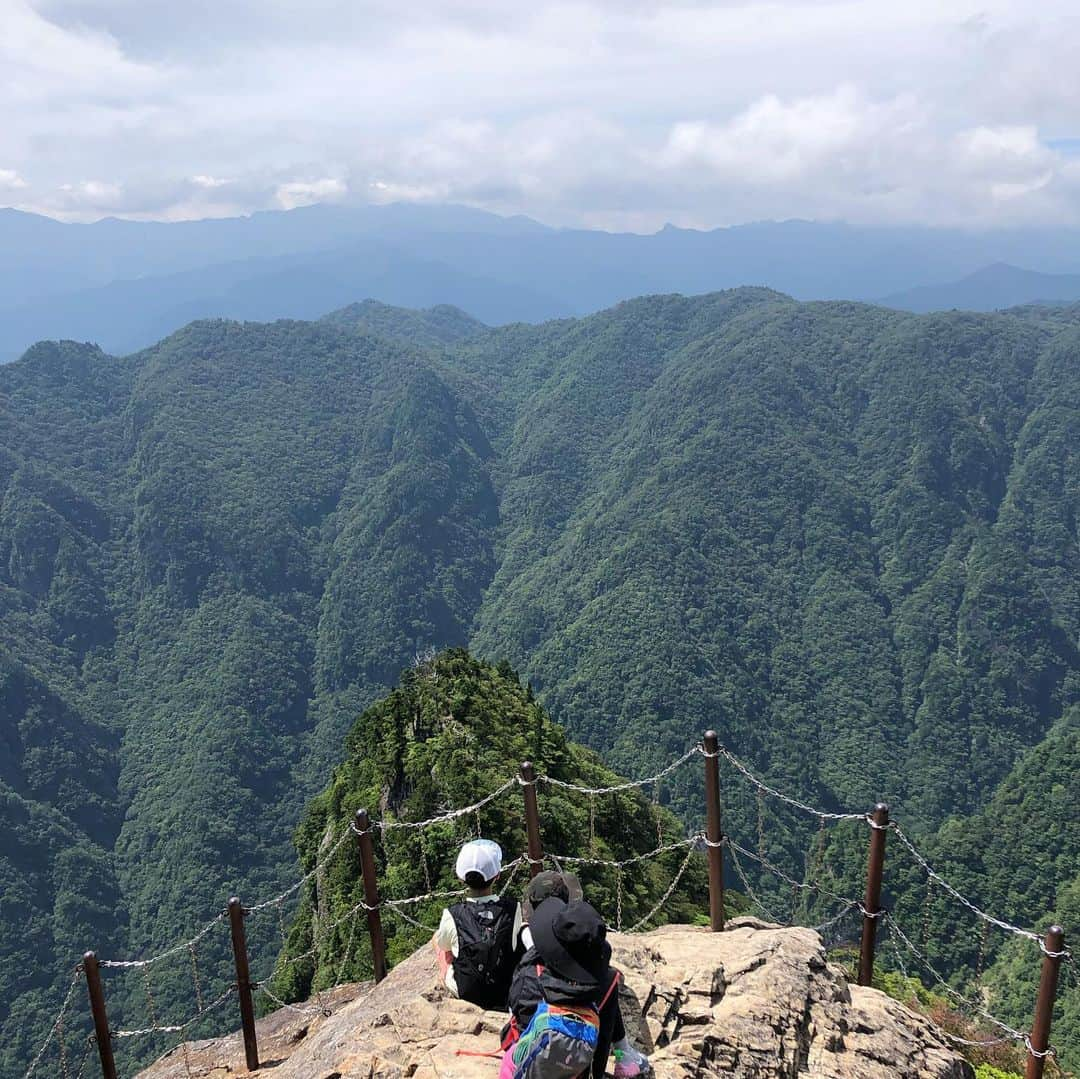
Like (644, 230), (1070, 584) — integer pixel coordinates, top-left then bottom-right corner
(3, 0), (1080, 230)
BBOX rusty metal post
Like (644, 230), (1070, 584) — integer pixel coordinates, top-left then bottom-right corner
(228, 897), (260, 1071)
(355, 810), (387, 982)
(702, 731), (725, 931)
(83, 951), (117, 1079)
(520, 762), (544, 879)
(1025, 925), (1065, 1079)
(858, 803), (889, 986)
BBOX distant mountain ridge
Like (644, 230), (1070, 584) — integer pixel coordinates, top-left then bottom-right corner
(881, 261), (1080, 312)
(7, 202), (1080, 360)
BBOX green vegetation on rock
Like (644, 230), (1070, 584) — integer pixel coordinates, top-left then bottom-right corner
(269, 650), (709, 1003)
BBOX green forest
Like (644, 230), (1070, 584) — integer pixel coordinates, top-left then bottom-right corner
(2, 290), (1078, 1076)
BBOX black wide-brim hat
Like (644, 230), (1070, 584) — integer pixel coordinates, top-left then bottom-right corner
(530, 897), (610, 987)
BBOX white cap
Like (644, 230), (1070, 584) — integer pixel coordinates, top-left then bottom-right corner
(455, 839), (503, 883)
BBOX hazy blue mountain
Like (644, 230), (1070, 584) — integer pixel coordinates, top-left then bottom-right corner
(0, 239), (572, 360)
(881, 262), (1080, 312)
(0, 202), (550, 309)
(9, 203), (1080, 361)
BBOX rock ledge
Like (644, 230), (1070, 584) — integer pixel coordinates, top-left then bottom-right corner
(139, 919), (973, 1078)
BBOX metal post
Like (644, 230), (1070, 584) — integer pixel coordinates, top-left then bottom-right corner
(83, 951), (117, 1079)
(355, 810), (387, 983)
(520, 761), (544, 879)
(1025, 925), (1065, 1079)
(858, 803), (889, 987)
(228, 897), (260, 1072)
(702, 731), (725, 931)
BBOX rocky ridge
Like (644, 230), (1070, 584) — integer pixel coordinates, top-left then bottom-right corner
(138, 919), (973, 1078)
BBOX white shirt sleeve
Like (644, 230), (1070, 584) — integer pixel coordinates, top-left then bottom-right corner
(513, 902), (524, 949)
(434, 907), (459, 955)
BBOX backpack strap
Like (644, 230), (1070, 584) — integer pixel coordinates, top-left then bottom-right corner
(597, 970), (621, 1011)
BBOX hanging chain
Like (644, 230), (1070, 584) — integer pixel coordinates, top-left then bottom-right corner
(653, 784), (665, 848)
(919, 876), (935, 952)
(336, 906), (360, 984)
(798, 816), (829, 923)
(975, 919), (991, 983)
(56, 1006), (70, 1079)
(188, 943), (205, 1014)
(421, 834), (433, 894)
(616, 866), (624, 931)
(589, 794), (597, 858)
(180, 1037), (195, 1079)
(73, 1035), (94, 1079)
(143, 965), (161, 1029)
(756, 788), (767, 865)
(276, 896), (290, 948)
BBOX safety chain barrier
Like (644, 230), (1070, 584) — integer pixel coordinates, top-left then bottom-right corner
(546, 835), (701, 869)
(889, 822), (1051, 949)
(700, 745), (867, 821)
(724, 836), (875, 915)
(23, 966), (83, 1078)
(540, 746), (701, 795)
(624, 841), (701, 933)
(51, 731), (1073, 1079)
(363, 778), (519, 833)
(883, 915), (1040, 1050)
(98, 911), (228, 971)
(111, 985), (236, 1040)
(246, 826), (353, 915)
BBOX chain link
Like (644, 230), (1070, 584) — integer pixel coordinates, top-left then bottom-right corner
(369, 778), (518, 832)
(884, 916), (1034, 1046)
(24, 967), (83, 1078)
(625, 842), (699, 932)
(113, 985), (236, 1039)
(99, 909), (228, 969)
(547, 834), (700, 869)
(615, 866), (623, 931)
(700, 745), (866, 820)
(541, 747), (701, 795)
(890, 823), (1059, 949)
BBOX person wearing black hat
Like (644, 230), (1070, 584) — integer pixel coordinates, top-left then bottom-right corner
(507, 895), (648, 1079)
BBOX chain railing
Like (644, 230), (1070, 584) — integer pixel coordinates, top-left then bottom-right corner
(32, 730), (1072, 1079)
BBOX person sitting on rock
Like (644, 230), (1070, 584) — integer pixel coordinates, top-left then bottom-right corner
(433, 838), (522, 1009)
(506, 877), (650, 1079)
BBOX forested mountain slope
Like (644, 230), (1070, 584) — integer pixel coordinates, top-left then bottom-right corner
(2, 292), (1078, 1075)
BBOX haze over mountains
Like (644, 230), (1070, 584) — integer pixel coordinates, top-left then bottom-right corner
(880, 262), (1080, 313)
(2, 289), (1079, 1074)
(7, 203), (1080, 361)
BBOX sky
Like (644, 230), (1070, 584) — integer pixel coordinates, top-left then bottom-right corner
(3, 0), (1080, 231)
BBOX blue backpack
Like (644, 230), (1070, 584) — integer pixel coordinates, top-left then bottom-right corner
(504, 967), (620, 1079)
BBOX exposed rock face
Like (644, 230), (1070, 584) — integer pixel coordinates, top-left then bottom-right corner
(138, 920), (974, 1079)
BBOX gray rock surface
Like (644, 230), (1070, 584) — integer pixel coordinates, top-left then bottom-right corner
(138, 920), (974, 1078)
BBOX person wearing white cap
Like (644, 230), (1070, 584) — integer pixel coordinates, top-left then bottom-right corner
(432, 839), (523, 1007)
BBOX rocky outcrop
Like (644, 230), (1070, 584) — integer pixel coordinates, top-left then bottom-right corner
(138, 919), (974, 1078)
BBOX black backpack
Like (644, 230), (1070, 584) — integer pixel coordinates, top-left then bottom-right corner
(449, 896), (519, 1009)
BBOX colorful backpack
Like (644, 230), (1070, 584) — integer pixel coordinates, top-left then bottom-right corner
(502, 967), (620, 1079)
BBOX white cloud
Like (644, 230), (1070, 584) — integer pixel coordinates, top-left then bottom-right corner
(191, 174), (231, 188)
(274, 177), (347, 209)
(0, 169), (27, 189)
(4, 0), (1080, 228)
